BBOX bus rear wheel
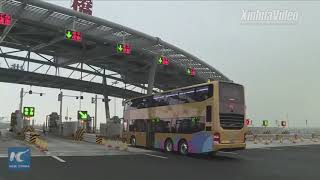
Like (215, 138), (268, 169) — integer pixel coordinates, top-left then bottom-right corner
(164, 139), (173, 152)
(130, 136), (136, 146)
(179, 140), (188, 155)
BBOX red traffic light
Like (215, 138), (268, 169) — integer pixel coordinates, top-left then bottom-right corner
(245, 119), (251, 126)
(0, 13), (11, 26)
(187, 68), (196, 76)
(65, 30), (81, 42)
(116, 43), (131, 54)
(158, 56), (169, 65)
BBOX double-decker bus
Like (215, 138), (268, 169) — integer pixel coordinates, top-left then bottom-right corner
(122, 81), (246, 155)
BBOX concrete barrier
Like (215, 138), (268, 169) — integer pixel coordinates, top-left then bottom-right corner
(24, 132), (39, 143)
(83, 133), (103, 144)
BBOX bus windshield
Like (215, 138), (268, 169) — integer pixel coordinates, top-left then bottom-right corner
(219, 82), (244, 103)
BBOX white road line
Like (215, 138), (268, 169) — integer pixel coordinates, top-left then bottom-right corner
(51, 155), (66, 163)
(0, 154), (7, 158)
(144, 153), (168, 159)
(219, 151), (238, 155)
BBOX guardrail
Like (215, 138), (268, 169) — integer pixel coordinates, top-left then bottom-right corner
(246, 134), (320, 145)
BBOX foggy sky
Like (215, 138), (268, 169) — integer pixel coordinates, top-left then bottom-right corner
(1, 1), (319, 127)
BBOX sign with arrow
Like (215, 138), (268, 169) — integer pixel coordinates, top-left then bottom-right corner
(65, 30), (81, 42)
(77, 111), (88, 120)
(116, 43), (131, 54)
(158, 56), (169, 65)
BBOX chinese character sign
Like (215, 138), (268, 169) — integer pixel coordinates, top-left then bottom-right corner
(0, 13), (11, 26)
(71, 0), (93, 15)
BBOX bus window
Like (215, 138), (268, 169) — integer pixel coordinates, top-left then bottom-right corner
(195, 86), (209, 101)
(166, 92), (180, 105)
(153, 95), (169, 107)
(129, 120), (135, 131)
(131, 119), (146, 132)
(175, 117), (205, 133)
(179, 88), (196, 103)
(154, 120), (171, 133)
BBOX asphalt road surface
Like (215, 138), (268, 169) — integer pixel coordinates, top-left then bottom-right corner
(1, 145), (320, 180)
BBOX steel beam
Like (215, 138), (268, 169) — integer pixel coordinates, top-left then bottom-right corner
(147, 59), (157, 95)
(0, 20), (17, 43)
(30, 36), (65, 51)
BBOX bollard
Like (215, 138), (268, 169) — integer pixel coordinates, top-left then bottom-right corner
(253, 135), (258, 144)
(279, 137), (283, 144)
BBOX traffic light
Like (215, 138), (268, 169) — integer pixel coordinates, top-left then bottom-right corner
(23, 107), (35, 117)
(262, 120), (269, 127)
(116, 43), (131, 54)
(76, 96), (84, 100)
(245, 119), (251, 126)
(65, 30), (81, 42)
(281, 121), (287, 127)
(187, 67), (196, 76)
(58, 93), (62, 101)
(0, 13), (11, 26)
(158, 56), (169, 65)
(77, 111), (88, 120)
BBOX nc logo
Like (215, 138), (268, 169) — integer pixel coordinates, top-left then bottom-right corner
(9, 149), (29, 162)
(8, 147), (31, 171)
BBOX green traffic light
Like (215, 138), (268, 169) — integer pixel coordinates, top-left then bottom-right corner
(117, 44), (123, 52)
(158, 57), (163, 64)
(66, 30), (72, 39)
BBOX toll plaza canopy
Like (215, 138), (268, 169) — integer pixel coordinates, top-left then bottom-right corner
(0, 0), (231, 99)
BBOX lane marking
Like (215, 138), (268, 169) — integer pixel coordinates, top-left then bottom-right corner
(51, 155), (66, 162)
(219, 151), (238, 155)
(144, 153), (168, 159)
(0, 154), (7, 158)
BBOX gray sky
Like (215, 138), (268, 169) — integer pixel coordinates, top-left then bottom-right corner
(1, 1), (319, 127)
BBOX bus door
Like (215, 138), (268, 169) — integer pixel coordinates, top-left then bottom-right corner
(146, 120), (155, 148)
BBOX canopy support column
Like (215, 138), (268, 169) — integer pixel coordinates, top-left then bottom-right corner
(147, 59), (157, 95)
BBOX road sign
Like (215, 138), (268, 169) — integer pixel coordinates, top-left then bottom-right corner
(65, 30), (81, 42)
(23, 107), (35, 117)
(158, 56), (169, 65)
(8, 147), (31, 171)
(262, 120), (269, 127)
(281, 121), (287, 127)
(187, 67), (196, 76)
(0, 13), (11, 26)
(116, 43), (131, 54)
(77, 111), (88, 120)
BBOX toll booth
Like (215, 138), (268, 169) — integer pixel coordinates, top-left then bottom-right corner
(47, 112), (59, 132)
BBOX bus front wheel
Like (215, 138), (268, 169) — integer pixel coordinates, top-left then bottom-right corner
(179, 140), (188, 155)
(130, 136), (136, 146)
